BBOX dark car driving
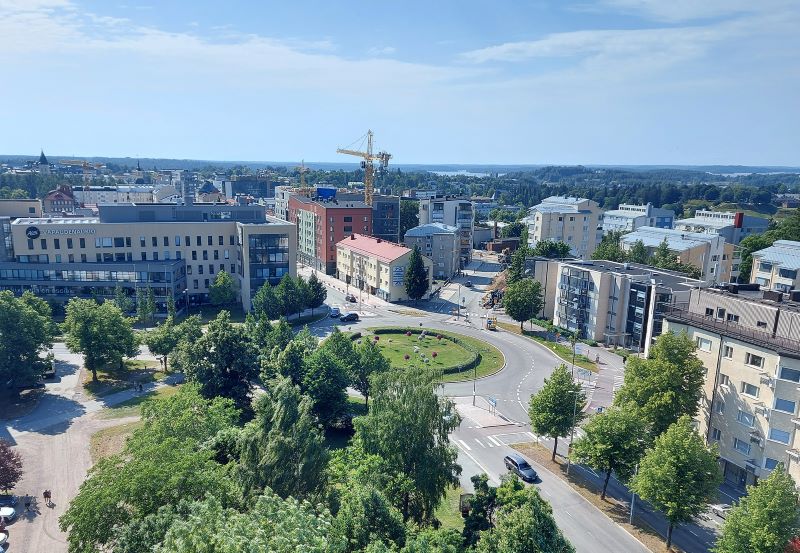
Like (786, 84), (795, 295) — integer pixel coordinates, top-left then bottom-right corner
(340, 312), (359, 323)
(504, 453), (538, 483)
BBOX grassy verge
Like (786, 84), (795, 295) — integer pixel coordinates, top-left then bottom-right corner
(513, 441), (679, 553)
(290, 310), (329, 326)
(98, 385), (181, 419)
(90, 420), (143, 462)
(192, 305), (246, 324)
(83, 359), (169, 397)
(497, 322), (597, 372)
(435, 486), (465, 531)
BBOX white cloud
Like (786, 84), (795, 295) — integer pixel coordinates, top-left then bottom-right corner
(591, 0), (795, 23)
(367, 46), (397, 57)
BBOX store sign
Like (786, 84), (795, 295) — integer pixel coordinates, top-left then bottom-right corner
(43, 228), (96, 235)
(392, 266), (405, 286)
(25, 226), (40, 239)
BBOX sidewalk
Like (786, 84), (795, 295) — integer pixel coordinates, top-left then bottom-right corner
(297, 265), (393, 310)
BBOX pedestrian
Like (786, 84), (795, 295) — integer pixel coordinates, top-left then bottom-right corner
(42, 489), (47, 506)
(24, 494), (31, 512)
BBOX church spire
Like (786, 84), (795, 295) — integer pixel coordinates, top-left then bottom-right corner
(38, 150), (49, 165)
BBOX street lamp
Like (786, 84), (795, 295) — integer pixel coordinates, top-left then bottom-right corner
(570, 334), (577, 377)
(183, 289), (190, 316)
(629, 462), (639, 525)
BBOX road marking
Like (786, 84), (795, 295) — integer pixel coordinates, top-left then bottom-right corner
(474, 438), (486, 448)
(454, 439), (500, 485)
(458, 439), (472, 451)
(526, 432), (536, 440)
(486, 435), (503, 447)
(564, 510), (574, 519)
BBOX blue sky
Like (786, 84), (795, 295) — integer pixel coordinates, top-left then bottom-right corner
(1, 0), (798, 165)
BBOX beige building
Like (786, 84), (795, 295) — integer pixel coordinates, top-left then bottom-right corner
(750, 240), (800, 293)
(664, 286), (800, 490)
(404, 223), (460, 279)
(523, 196), (603, 259)
(0, 199), (42, 219)
(336, 234), (432, 302)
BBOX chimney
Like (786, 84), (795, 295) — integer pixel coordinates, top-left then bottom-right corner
(376, 238), (382, 243)
(350, 234), (356, 240)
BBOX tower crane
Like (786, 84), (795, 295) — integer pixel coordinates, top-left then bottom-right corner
(295, 160), (312, 196)
(336, 130), (391, 206)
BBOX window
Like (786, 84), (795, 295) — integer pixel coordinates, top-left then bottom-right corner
(741, 382), (760, 397)
(697, 337), (712, 352)
(774, 398), (796, 414)
(780, 367), (800, 382)
(81, 254), (87, 262)
(209, 264), (214, 274)
(218, 235), (223, 246)
(229, 235), (235, 245)
(55, 254), (61, 263)
(140, 236), (146, 247)
(80, 238), (85, 248)
(723, 345), (734, 359)
(40, 239), (47, 249)
(711, 428), (722, 440)
(720, 373), (730, 386)
(764, 458), (780, 470)
(224, 250), (229, 259)
(193, 279), (199, 289)
(344, 216), (353, 222)
(175, 236), (181, 246)
(746, 353), (764, 368)
(344, 226), (353, 232)
(203, 251), (208, 261)
(759, 262), (773, 272)
(54, 239), (60, 249)
(769, 428), (791, 444)
(716, 400), (726, 414)
(185, 236), (191, 246)
(726, 314), (740, 323)
(716, 308), (726, 319)
(187, 266), (192, 275)
(207, 236), (213, 246)
(68, 254), (74, 262)
(163, 236), (169, 246)
(757, 321), (768, 329)
(152, 236), (157, 247)
(164, 251), (170, 260)
(705, 308), (714, 316)
(734, 438), (751, 455)
(737, 410), (755, 427)
(191, 251), (197, 261)
(141, 252), (147, 260)
(153, 252), (159, 261)
(198, 265), (204, 274)
(204, 279), (209, 288)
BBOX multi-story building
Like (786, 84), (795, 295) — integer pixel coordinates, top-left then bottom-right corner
(601, 203), (674, 233)
(531, 258), (700, 352)
(674, 210), (769, 246)
(620, 226), (736, 283)
(404, 223), (460, 279)
(336, 234), (432, 302)
(0, 203), (295, 314)
(288, 194), (372, 275)
(219, 175), (275, 200)
(750, 240), (800, 293)
(274, 185), (294, 222)
(370, 195), (401, 243)
(523, 196), (603, 259)
(43, 185), (77, 214)
(664, 286), (800, 490)
(0, 199), (41, 219)
(418, 196), (473, 265)
(73, 185), (156, 205)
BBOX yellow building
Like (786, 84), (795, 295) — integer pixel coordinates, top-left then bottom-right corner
(336, 234), (432, 302)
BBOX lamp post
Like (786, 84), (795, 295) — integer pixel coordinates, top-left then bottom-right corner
(183, 289), (190, 316)
(570, 334), (577, 377)
(457, 283), (462, 317)
(629, 462), (640, 525)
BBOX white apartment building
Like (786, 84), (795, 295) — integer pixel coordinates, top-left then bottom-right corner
(750, 240), (800, 293)
(674, 210), (769, 246)
(523, 196), (603, 259)
(601, 203), (674, 233)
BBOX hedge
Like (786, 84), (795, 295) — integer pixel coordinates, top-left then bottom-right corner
(369, 327), (482, 375)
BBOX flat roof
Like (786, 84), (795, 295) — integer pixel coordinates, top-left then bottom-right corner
(557, 259), (702, 289)
(621, 226), (720, 251)
(405, 223), (458, 237)
(752, 240), (800, 271)
(13, 217), (99, 225)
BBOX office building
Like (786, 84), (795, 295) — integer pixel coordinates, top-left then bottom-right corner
(601, 203), (674, 233)
(621, 226), (736, 283)
(750, 240), (800, 293)
(73, 185), (156, 205)
(370, 194), (401, 243)
(664, 286), (800, 489)
(417, 196), (473, 265)
(531, 259), (700, 352)
(0, 203), (295, 314)
(523, 196), (603, 259)
(674, 210), (769, 246)
(220, 176), (275, 199)
(404, 223), (460, 279)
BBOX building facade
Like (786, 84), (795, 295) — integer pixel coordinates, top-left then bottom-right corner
(601, 203), (674, 233)
(404, 223), (459, 279)
(371, 195), (401, 243)
(336, 234), (432, 302)
(1, 203), (295, 313)
(750, 240), (800, 293)
(417, 196), (473, 265)
(664, 286), (800, 490)
(523, 196), (603, 259)
(674, 210), (769, 246)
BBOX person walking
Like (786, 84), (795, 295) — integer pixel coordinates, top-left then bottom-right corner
(24, 495), (31, 512)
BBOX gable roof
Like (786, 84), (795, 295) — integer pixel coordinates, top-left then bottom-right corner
(337, 233), (411, 262)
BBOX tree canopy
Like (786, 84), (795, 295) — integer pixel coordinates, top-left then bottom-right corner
(404, 245), (429, 301)
(209, 269), (237, 306)
(503, 278), (543, 329)
(528, 364), (586, 461)
(0, 290), (55, 392)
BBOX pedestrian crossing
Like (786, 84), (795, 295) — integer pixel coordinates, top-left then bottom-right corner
(613, 374), (625, 391)
(459, 431), (538, 451)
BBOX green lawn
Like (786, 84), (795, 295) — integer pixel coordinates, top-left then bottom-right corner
(435, 486), (466, 530)
(497, 322), (597, 372)
(83, 359), (169, 397)
(98, 385), (181, 419)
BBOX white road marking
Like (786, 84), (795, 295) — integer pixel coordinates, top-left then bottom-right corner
(458, 439), (472, 451)
(486, 435), (503, 447)
(454, 440), (500, 485)
(474, 438), (486, 448)
(526, 432), (536, 440)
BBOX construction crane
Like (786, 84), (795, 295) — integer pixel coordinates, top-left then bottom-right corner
(336, 130), (391, 206)
(58, 159), (104, 182)
(295, 160), (313, 196)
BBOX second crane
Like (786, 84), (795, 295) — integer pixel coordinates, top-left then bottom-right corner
(336, 130), (391, 206)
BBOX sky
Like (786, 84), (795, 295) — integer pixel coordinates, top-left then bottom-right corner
(0, 0), (798, 166)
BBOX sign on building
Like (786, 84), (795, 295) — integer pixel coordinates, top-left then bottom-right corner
(392, 266), (404, 286)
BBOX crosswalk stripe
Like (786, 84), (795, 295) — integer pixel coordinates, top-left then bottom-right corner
(474, 438), (486, 448)
(486, 435), (503, 447)
(458, 439), (472, 451)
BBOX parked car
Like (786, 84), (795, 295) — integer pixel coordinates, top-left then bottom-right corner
(340, 312), (360, 323)
(464, 281), (473, 287)
(0, 495), (16, 507)
(43, 360), (56, 379)
(0, 506), (16, 523)
(503, 453), (538, 483)
(711, 504), (732, 519)
(329, 307), (341, 318)
(345, 293), (357, 303)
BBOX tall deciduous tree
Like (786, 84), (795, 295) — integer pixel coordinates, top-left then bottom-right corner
(404, 245), (429, 302)
(592, 231), (627, 262)
(626, 239), (650, 264)
(631, 415), (721, 549)
(714, 465), (800, 553)
(143, 316), (179, 371)
(0, 290), (55, 392)
(0, 439), (23, 492)
(333, 484), (406, 552)
(503, 278), (543, 330)
(615, 331), (705, 438)
(113, 284), (134, 314)
(399, 199), (419, 238)
(276, 274), (301, 316)
(529, 240), (571, 259)
(505, 247), (527, 285)
(352, 338), (391, 408)
(251, 281), (282, 320)
(209, 270), (237, 306)
(306, 272), (327, 315)
(571, 404), (648, 499)
(136, 286), (156, 327)
(528, 364), (586, 461)
(302, 348), (349, 427)
(355, 368), (461, 523)
(62, 299), (138, 381)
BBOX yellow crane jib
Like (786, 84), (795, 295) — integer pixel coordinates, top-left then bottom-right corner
(336, 129), (391, 206)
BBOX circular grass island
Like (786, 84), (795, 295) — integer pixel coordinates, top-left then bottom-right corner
(361, 327), (504, 383)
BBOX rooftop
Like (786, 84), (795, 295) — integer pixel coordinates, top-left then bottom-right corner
(404, 223), (458, 237)
(621, 226), (722, 251)
(752, 240), (800, 271)
(556, 259), (702, 289)
(337, 233), (411, 262)
(530, 196), (592, 214)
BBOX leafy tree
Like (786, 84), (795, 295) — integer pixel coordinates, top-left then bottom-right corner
(528, 364), (586, 461)
(505, 247), (527, 285)
(399, 199), (419, 238)
(503, 278), (543, 330)
(404, 245), (429, 301)
(113, 284), (134, 314)
(276, 273), (301, 316)
(529, 240), (571, 259)
(352, 338), (391, 408)
(626, 239), (650, 264)
(266, 336), (314, 385)
(306, 272), (327, 315)
(714, 465), (800, 553)
(333, 484), (406, 552)
(136, 286), (157, 327)
(237, 377), (328, 499)
(400, 528), (464, 553)
(520, 224), (529, 246)
(615, 331), (705, 438)
(500, 221), (524, 238)
(0, 290), (55, 392)
(571, 404), (648, 499)
(251, 281), (282, 320)
(355, 368), (461, 523)
(171, 310), (258, 413)
(0, 439), (23, 492)
(62, 299), (138, 381)
(592, 231), (627, 262)
(650, 238), (675, 268)
(143, 316), (180, 371)
(631, 415), (722, 549)
(303, 348), (349, 427)
(463, 474), (497, 548)
(166, 294), (176, 318)
(321, 327), (359, 372)
(209, 270), (237, 306)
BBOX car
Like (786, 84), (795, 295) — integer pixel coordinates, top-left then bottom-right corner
(340, 312), (360, 323)
(464, 281), (473, 287)
(329, 307), (341, 318)
(711, 504), (732, 519)
(0, 506), (16, 523)
(345, 293), (357, 303)
(504, 453), (538, 483)
(0, 495), (16, 508)
(43, 360), (56, 379)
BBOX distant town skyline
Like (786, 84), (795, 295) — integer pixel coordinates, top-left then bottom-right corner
(1, 0), (798, 166)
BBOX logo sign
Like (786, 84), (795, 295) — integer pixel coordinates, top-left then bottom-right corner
(392, 266), (404, 286)
(25, 226), (40, 239)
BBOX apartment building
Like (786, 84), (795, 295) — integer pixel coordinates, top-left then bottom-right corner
(523, 196), (603, 259)
(601, 203), (674, 233)
(72, 185), (156, 205)
(417, 196), (474, 265)
(0, 203), (295, 313)
(664, 286), (800, 489)
(404, 223), (460, 279)
(336, 234), (432, 302)
(674, 210), (769, 246)
(750, 240), (800, 293)
(620, 226), (736, 283)
(531, 258), (700, 353)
